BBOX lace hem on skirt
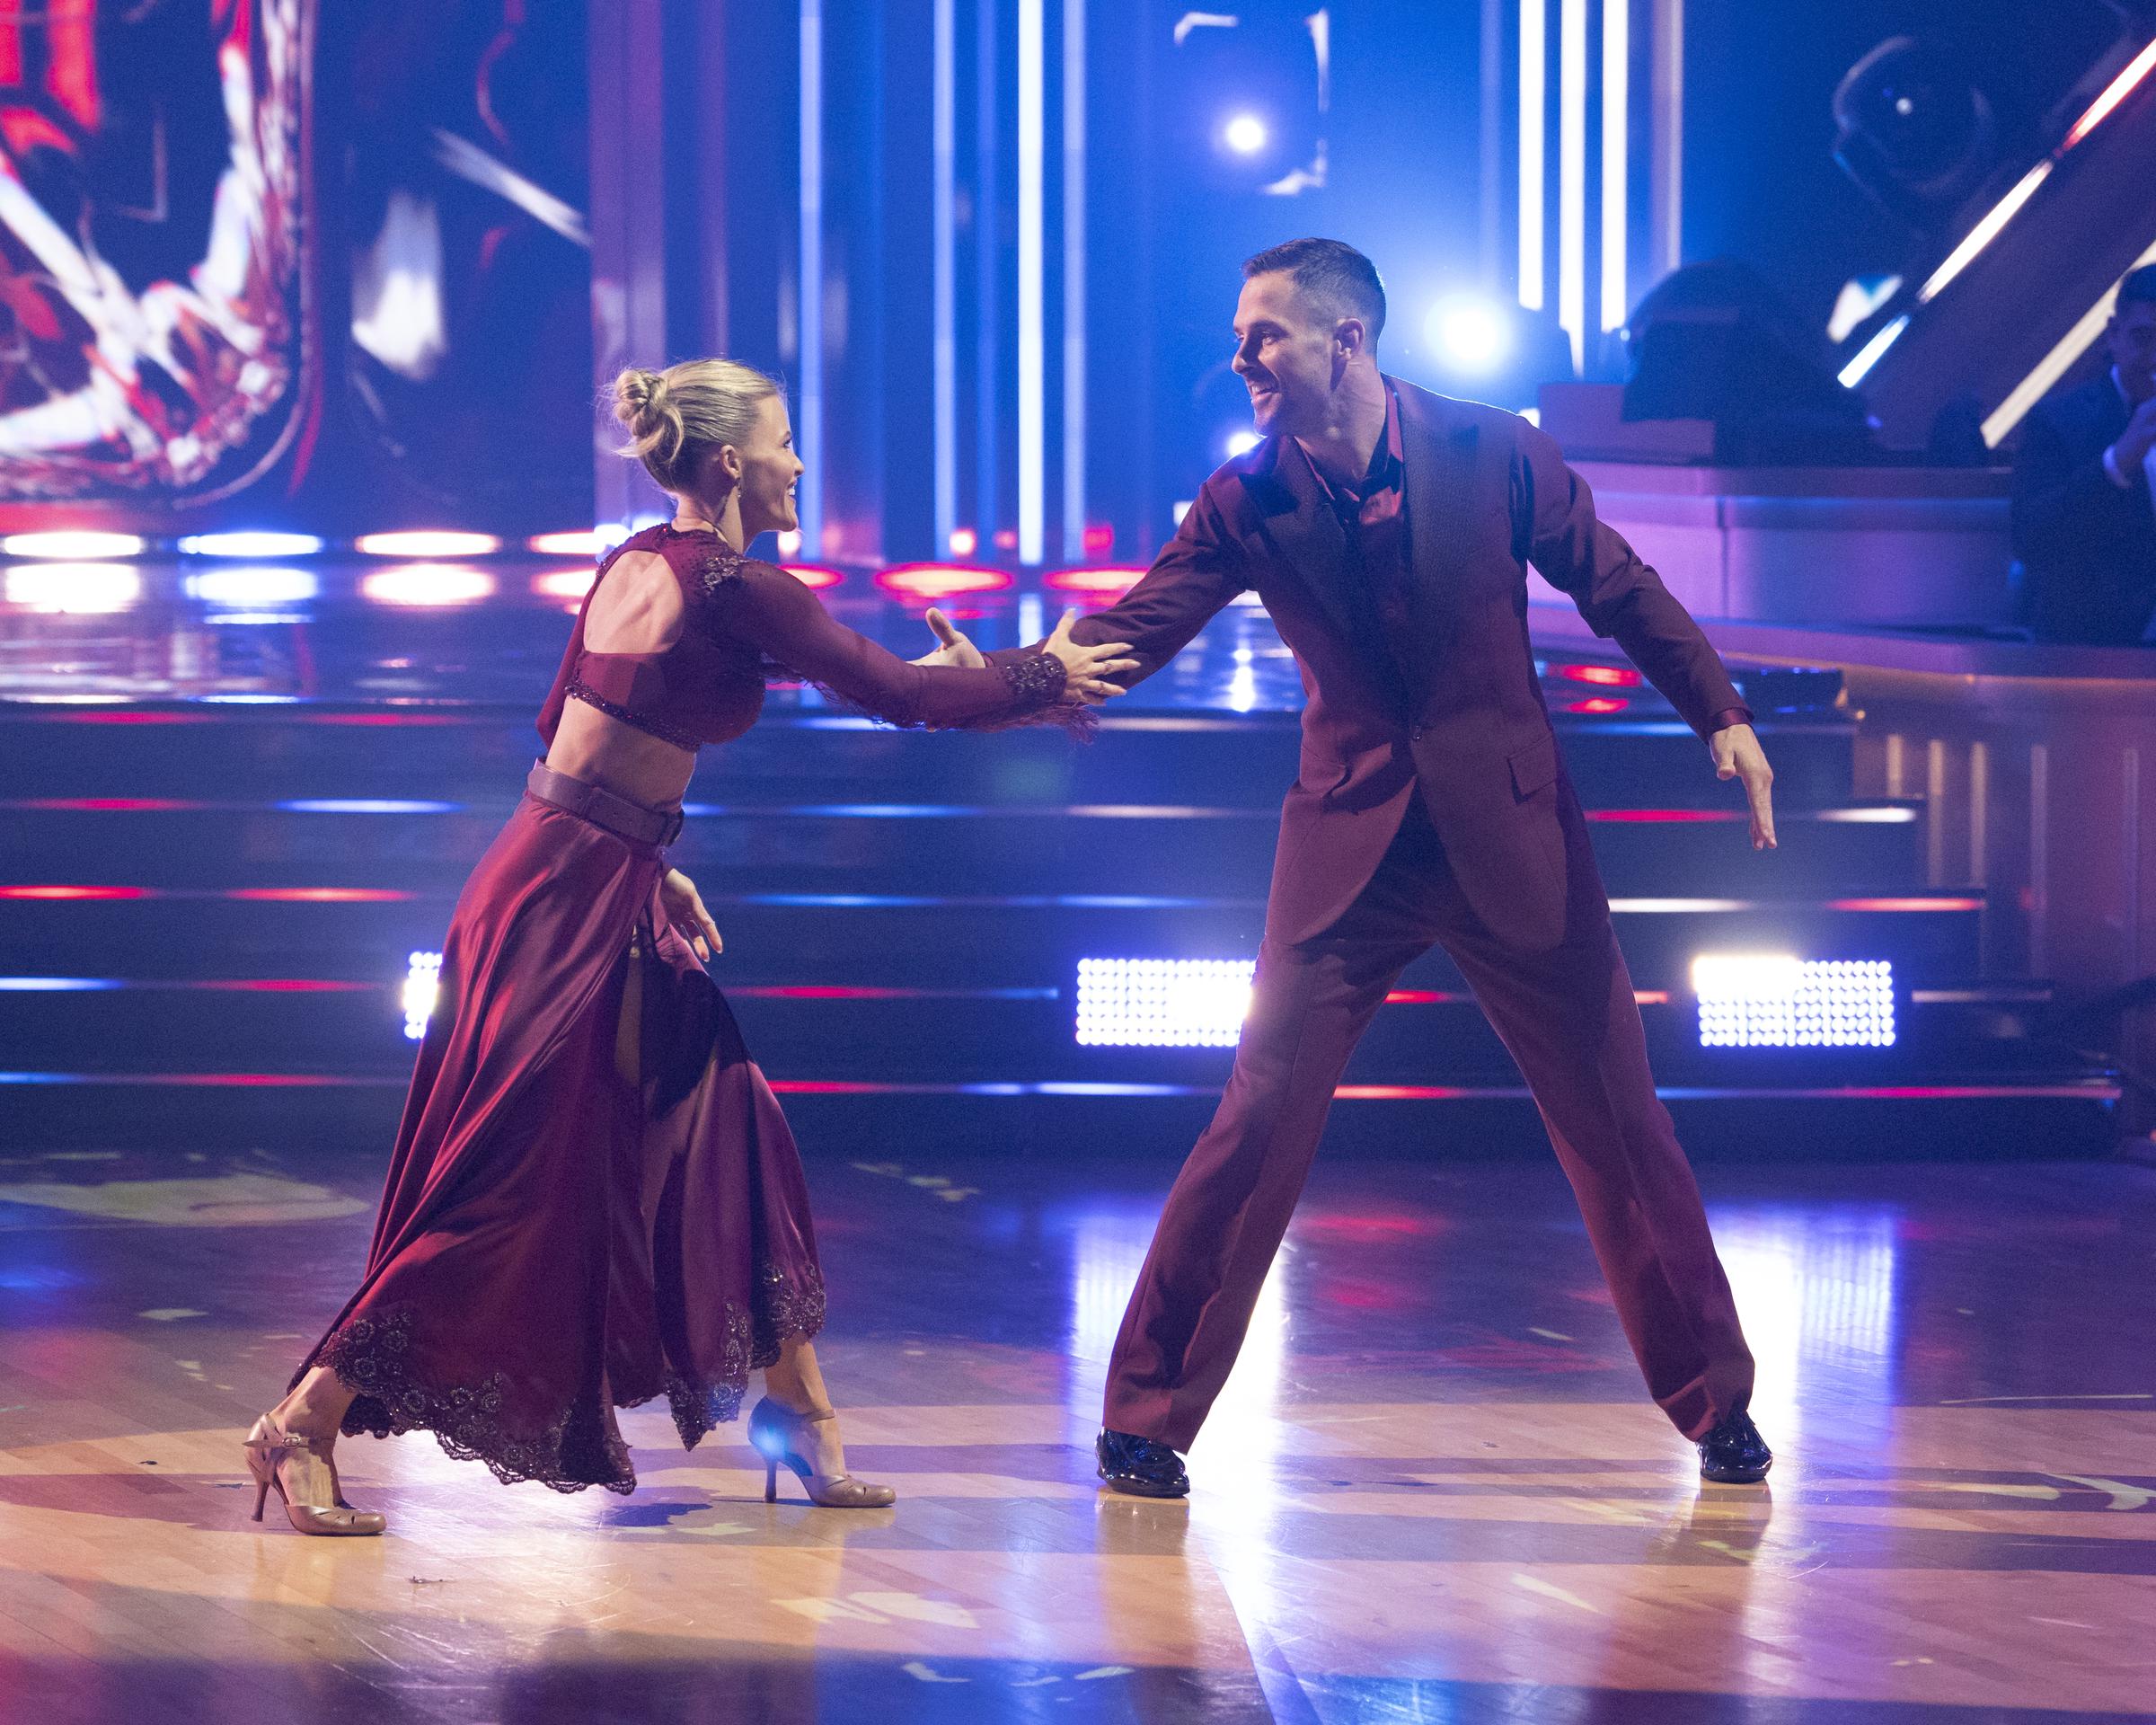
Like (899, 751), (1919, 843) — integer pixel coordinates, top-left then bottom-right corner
(318, 1264), (828, 1495)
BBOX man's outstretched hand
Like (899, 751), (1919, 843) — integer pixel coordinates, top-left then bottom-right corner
(1710, 722), (1776, 851)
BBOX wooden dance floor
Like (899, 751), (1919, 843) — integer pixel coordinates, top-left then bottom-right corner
(2, 1144), (2152, 1723)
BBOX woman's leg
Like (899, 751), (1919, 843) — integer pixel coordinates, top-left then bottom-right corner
(271, 1365), (358, 1438)
(763, 1337), (853, 1477)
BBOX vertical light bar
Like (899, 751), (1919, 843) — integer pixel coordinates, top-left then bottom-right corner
(1599, 0), (1629, 332)
(1648, 0), (1682, 277)
(1558, 0), (1587, 369)
(2125, 747), (2143, 983)
(2028, 742), (2049, 976)
(1061, 0), (1087, 563)
(799, 0), (825, 555)
(1480, 0), (1505, 286)
(932, 0), (958, 553)
(1017, 0), (1047, 566)
(976, 0), (1001, 546)
(1518, 0), (1546, 309)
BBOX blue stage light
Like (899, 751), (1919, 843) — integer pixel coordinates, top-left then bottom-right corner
(1222, 113), (1268, 155)
(177, 532), (324, 558)
(1427, 296), (1511, 376)
(1224, 429), (1261, 458)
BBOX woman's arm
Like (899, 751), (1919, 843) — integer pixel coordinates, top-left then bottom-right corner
(703, 562), (1072, 729)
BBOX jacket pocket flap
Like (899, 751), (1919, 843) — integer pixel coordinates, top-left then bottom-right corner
(1509, 734), (1560, 799)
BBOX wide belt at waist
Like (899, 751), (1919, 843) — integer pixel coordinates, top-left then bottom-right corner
(526, 761), (685, 847)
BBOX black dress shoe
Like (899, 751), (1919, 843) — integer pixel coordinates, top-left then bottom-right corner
(1096, 1428), (1189, 1498)
(1697, 1409), (1772, 1483)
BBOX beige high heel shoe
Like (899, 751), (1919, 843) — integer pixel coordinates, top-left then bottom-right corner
(243, 1414), (387, 1535)
(747, 1398), (896, 1508)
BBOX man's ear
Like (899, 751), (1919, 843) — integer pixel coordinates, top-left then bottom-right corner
(1336, 317), (1370, 360)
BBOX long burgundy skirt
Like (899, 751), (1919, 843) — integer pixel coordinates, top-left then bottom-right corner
(291, 791), (825, 1494)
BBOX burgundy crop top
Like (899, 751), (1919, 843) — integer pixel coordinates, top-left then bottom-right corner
(536, 523), (1072, 751)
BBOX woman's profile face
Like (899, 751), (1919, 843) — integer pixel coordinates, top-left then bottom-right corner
(727, 393), (804, 540)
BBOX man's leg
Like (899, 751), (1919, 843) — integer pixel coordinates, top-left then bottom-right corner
(1104, 813), (1443, 1453)
(1432, 826), (1754, 1440)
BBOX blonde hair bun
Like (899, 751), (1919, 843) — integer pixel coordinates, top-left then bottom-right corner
(610, 358), (780, 494)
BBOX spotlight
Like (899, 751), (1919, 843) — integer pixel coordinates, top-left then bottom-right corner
(402, 951), (443, 1040)
(1224, 429), (1262, 458)
(1426, 297), (1511, 376)
(1222, 113), (1268, 156)
(1692, 954), (1895, 1048)
(948, 526), (979, 557)
(1832, 38), (1999, 228)
(1076, 958), (1255, 1048)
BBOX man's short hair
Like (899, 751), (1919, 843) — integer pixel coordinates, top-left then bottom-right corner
(2117, 262), (2156, 312)
(1242, 238), (1387, 342)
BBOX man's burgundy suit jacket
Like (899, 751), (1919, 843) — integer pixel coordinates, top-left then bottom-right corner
(1069, 376), (1746, 952)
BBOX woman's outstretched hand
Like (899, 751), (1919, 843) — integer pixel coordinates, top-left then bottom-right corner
(1043, 609), (1139, 704)
(660, 867), (724, 961)
(911, 607), (987, 668)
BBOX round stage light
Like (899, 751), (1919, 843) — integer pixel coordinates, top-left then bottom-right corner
(528, 527), (629, 557)
(177, 532), (324, 559)
(875, 564), (1015, 602)
(355, 530), (501, 558)
(532, 569), (597, 606)
(947, 526), (979, 557)
(782, 565), (846, 590)
(1222, 113), (1268, 155)
(1224, 429), (1261, 458)
(185, 567), (320, 608)
(358, 564), (495, 607)
(1426, 297), (1511, 376)
(1045, 567), (1147, 600)
(3, 531), (146, 560)
(3, 563), (142, 614)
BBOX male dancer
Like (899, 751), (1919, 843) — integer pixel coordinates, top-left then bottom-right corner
(1076, 240), (1775, 1494)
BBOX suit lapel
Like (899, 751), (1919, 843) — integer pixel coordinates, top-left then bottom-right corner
(1395, 379), (1480, 604)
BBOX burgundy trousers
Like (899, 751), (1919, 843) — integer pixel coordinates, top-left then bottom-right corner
(1104, 792), (1754, 1450)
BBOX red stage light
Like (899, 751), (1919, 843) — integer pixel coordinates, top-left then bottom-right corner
(1565, 696), (1630, 714)
(993, 529), (1019, 550)
(1081, 524), (1115, 553)
(782, 565), (846, 590)
(1585, 809), (1735, 823)
(875, 564), (1016, 601)
(1045, 567), (1147, 599)
(228, 888), (414, 903)
(1556, 662), (1642, 686)
(0, 885), (149, 899)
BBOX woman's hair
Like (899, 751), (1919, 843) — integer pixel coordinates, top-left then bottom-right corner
(611, 358), (782, 493)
